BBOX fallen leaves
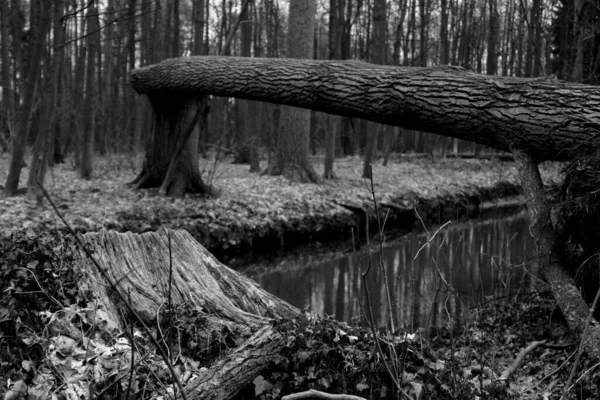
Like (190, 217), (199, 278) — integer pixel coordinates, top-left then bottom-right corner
(0, 153), (562, 260)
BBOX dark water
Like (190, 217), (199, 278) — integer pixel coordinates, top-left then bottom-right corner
(242, 211), (538, 332)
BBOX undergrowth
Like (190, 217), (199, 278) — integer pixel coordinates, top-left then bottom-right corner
(1, 228), (598, 399)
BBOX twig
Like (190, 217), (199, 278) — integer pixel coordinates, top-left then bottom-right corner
(499, 340), (547, 381)
(413, 220), (452, 260)
(360, 165), (411, 400)
(38, 182), (188, 400)
(529, 348), (575, 391)
(365, 167), (395, 333)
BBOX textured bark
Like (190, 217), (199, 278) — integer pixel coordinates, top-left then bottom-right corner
(131, 57), (600, 162)
(183, 325), (285, 399)
(267, 0), (320, 182)
(81, 229), (298, 327)
(2, 0), (48, 195)
(79, 5), (99, 179)
(80, 229), (298, 398)
(131, 96), (208, 197)
(27, 0), (61, 204)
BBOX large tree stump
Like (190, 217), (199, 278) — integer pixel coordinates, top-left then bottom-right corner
(79, 229), (299, 398)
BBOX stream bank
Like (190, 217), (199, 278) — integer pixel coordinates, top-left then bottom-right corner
(0, 155), (561, 260)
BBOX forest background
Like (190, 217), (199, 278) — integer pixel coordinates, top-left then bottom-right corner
(0, 0), (592, 193)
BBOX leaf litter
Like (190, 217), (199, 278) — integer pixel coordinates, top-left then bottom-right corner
(0, 153), (561, 258)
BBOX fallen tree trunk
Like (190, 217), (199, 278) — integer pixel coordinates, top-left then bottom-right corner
(129, 56), (600, 369)
(514, 150), (600, 360)
(79, 229), (299, 398)
(131, 56), (600, 162)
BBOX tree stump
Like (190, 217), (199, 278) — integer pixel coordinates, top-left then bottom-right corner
(79, 229), (299, 398)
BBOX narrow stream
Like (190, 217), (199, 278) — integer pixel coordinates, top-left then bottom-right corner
(240, 210), (538, 332)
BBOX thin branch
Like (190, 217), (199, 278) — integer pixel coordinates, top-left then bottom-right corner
(499, 340), (547, 381)
(414, 220), (452, 260)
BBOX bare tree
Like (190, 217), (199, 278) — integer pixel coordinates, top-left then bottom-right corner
(79, 5), (99, 179)
(3, 0), (50, 195)
(267, 0), (320, 182)
(27, 0), (64, 202)
(362, 0), (386, 178)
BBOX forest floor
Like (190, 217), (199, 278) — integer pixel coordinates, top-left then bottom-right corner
(2, 153), (596, 399)
(0, 230), (592, 400)
(0, 152), (562, 261)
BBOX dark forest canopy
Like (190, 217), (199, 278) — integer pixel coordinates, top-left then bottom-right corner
(131, 56), (600, 162)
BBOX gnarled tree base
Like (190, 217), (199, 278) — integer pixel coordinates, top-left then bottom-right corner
(79, 229), (299, 398)
(131, 95), (208, 197)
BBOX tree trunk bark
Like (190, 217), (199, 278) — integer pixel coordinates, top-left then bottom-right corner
(267, 0), (320, 183)
(27, 0), (61, 204)
(80, 229), (299, 398)
(131, 96), (208, 197)
(132, 57), (600, 162)
(131, 57), (600, 349)
(0, 0), (16, 153)
(79, 5), (99, 179)
(2, 0), (48, 195)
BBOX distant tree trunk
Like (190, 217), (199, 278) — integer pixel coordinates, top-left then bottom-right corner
(419, 0), (430, 67)
(362, 0), (386, 178)
(3, 0), (47, 195)
(79, 5), (99, 179)
(524, 0), (540, 78)
(267, 0), (320, 182)
(382, 126), (399, 166)
(234, 3), (253, 165)
(323, 0), (344, 179)
(27, 0), (63, 203)
(515, 4), (524, 77)
(246, 0), (262, 173)
(102, 0), (116, 152)
(0, 0), (15, 153)
(192, 0), (207, 156)
(249, 5), (262, 175)
(440, 0), (449, 65)
(571, 0), (586, 82)
(486, 0), (498, 76)
(173, 0), (180, 57)
(128, 0), (139, 150)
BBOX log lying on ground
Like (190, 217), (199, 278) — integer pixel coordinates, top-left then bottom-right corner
(131, 56), (600, 162)
(79, 229), (299, 397)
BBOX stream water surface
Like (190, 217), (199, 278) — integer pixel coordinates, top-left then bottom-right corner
(238, 210), (538, 332)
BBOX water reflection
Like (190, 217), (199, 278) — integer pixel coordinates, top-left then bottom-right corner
(245, 212), (537, 332)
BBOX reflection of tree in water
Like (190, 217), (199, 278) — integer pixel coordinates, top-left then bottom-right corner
(250, 212), (535, 332)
